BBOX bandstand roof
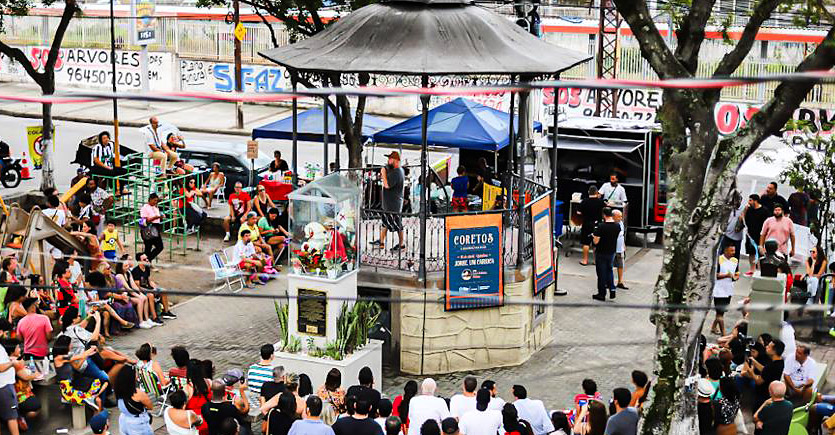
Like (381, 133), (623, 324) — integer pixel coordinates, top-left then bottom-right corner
(259, 0), (591, 76)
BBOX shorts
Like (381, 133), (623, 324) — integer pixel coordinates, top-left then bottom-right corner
(452, 197), (468, 210)
(581, 224), (595, 245)
(103, 250), (116, 260)
(0, 384), (19, 421)
(614, 253), (624, 268)
(18, 396), (40, 415)
(714, 297), (731, 314)
(381, 211), (403, 232)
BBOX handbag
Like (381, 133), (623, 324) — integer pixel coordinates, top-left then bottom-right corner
(140, 224), (159, 241)
(261, 408), (272, 435)
(190, 201), (204, 215)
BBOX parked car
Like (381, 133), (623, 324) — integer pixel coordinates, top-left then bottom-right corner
(178, 140), (272, 197)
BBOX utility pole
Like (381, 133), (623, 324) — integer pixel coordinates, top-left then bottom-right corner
(110, 0), (120, 168)
(233, 0), (244, 129)
(594, 0), (621, 118)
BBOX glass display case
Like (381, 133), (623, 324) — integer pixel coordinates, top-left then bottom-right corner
(287, 173), (360, 279)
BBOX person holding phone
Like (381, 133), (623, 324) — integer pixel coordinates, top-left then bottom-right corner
(711, 243), (740, 336)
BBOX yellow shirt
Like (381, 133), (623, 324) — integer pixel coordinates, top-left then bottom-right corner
(100, 228), (119, 252)
(238, 222), (260, 241)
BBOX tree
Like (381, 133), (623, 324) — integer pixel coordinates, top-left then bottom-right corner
(196, 0), (377, 168)
(609, 0), (835, 433)
(0, 0), (78, 190)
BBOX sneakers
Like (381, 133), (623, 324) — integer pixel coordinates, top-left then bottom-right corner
(151, 317), (164, 326)
(223, 232), (231, 242)
(83, 396), (100, 411)
(161, 311), (177, 320)
(139, 320), (153, 329)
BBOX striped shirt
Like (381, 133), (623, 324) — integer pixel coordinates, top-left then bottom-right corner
(246, 363), (273, 395)
(91, 142), (114, 168)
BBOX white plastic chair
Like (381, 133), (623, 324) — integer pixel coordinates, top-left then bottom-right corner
(209, 251), (244, 292)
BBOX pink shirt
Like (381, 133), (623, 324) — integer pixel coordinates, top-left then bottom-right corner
(761, 216), (795, 254)
(16, 313), (52, 357)
(140, 204), (161, 221)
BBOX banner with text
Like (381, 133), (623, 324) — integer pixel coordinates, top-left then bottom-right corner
(179, 59), (286, 93)
(531, 194), (555, 294)
(0, 46), (172, 91)
(445, 213), (503, 311)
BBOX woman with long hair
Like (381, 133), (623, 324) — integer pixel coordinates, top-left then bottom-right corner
(114, 364), (153, 435)
(393, 380), (418, 433)
(551, 411), (573, 435)
(573, 400), (607, 435)
(252, 185), (276, 218)
(298, 374), (313, 398)
(181, 178), (207, 230)
(114, 255), (156, 329)
(806, 244), (827, 304)
(502, 403), (530, 435)
(98, 262), (138, 330)
(316, 368), (346, 424)
(265, 392), (298, 435)
(714, 377), (740, 435)
(52, 335), (106, 410)
(186, 359), (211, 435)
(136, 342), (169, 387)
(200, 163), (225, 209)
(4, 284), (26, 325)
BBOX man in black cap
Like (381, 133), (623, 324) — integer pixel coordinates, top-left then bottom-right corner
(458, 389), (502, 435)
(372, 151), (405, 252)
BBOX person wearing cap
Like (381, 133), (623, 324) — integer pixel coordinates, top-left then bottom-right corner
(696, 378), (715, 435)
(239, 211), (274, 260)
(203, 379), (251, 435)
(288, 395), (334, 435)
(90, 410), (110, 434)
(371, 151), (405, 252)
(459, 389), (502, 435)
(258, 207), (291, 262)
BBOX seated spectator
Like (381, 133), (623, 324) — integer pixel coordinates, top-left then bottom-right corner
(115, 255), (157, 329)
(754, 381), (792, 435)
(264, 391), (297, 435)
(53, 334), (106, 410)
(781, 322), (817, 405)
(247, 344), (274, 406)
(90, 410), (110, 435)
(573, 399), (607, 435)
(375, 398), (393, 432)
(165, 389), (204, 435)
(480, 380), (506, 411)
(186, 359), (212, 435)
(132, 253), (176, 321)
(232, 229), (266, 288)
(5, 284), (27, 326)
(288, 395), (334, 435)
(54, 260), (79, 319)
(1, 339), (40, 429)
(512, 385), (553, 435)
(98, 263), (138, 331)
(605, 388), (638, 435)
(317, 368), (345, 424)
(203, 379), (250, 435)
(332, 396), (383, 435)
(258, 208), (291, 263)
(629, 370), (649, 409)
(420, 420), (441, 435)
(201, 163), (226, 209)
(252, 185), (276, 218)
(169, 346), (190, 382)
(441, 418), (458, 435)
(501, 404), (528, 435)
(223, 182), (251, 242)
(136, 342), (169, 387)
(408, 378), (450, 432)
(459, 389), (502, 435)
(87, 270), (135, 337)
(550, 411), (572, 435)
(181, 178), (207, 230)
(238, 212), (273, 259)
(298, 374), (313, 400)
(346, 366), (382, 418)
(449, 376), (477, 419)
(573, 379), (602, 420)
(16, 297), (52, 361)
(385, 416), (403, 435)
(114, 364), (153, 435)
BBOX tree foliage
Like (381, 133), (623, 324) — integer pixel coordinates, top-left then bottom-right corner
(610, 0), (835, 433)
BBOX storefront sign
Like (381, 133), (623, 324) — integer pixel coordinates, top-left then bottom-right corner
(179, 59), (285, 93)
(445, 214), (503, 310)
(542, 87), (662, 123)
(297, 288), (327, 337)
(531, 194), (555, 294)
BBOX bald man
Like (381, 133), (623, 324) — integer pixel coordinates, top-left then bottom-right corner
(142, 116), (176, 170)
(754, 381), (792, 435)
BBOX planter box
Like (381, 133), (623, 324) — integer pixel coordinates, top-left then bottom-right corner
(288, 270), (359, 348)
(271, 339), (384, 391)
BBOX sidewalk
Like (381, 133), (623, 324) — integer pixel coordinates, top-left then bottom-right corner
(0, 81), (296, 136)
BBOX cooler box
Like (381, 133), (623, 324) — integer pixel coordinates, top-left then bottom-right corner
(260, 180), (294, 201)
(554, 200), (564, 238)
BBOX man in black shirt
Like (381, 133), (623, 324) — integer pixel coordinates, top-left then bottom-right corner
(592, 208), (621, 301)
(332, 396), (383, 435)
(742, 339), (785, 411)
(744, 194), (771, 276)
(759, 182), (789, 215)
(259, 366), (287, 405)
(346, 366), (382, 418)
(579, 186), (606, 266)
(202, 379), (252, 435)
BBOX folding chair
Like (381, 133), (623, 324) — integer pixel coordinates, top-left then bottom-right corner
(213, 178), (227, 206)
(209, 251), (245, 292)
(135, 365), (174, 417)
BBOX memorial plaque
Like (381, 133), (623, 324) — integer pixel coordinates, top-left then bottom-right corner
(297, 288), (327, 337)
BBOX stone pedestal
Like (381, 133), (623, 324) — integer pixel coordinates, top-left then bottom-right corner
(287, 270), (358, 348)
(749, 273), (786, 339)
(272, 339), (384, 391)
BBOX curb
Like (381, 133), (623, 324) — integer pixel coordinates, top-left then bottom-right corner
(0, 108), (253, 137)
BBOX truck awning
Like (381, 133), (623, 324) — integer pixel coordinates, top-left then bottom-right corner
(533, 134), (643, 153)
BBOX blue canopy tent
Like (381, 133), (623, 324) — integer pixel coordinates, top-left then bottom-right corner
(252, 107), (393, 142)
(372, 97), (542, 151)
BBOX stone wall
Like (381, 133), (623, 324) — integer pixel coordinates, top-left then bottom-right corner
(397, 266), (553, 375)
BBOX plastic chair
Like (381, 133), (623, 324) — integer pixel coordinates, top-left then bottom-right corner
(789, 422), (809, 435)
(135, 365), (173, 417)
(209, 251), (244, 293)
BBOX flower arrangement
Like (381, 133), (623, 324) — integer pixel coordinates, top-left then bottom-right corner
(292, 248), (323, 272)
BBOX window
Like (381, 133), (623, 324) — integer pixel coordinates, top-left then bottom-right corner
(182, 152), (212, 169)
(213, 154), (247, 174)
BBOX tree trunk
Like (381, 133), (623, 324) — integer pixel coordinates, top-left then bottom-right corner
(40, 100), (54, 191)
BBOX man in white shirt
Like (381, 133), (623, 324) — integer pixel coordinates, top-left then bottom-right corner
(512, 385), (554, 435)
(449, 376), (477, 419)
(42, 195), (67, 259)
(0, 322), (21, 434)
(459, 390), (502, 435)
(481, 380), (506, 411)
(781, 322), (817, 404)
(142, 116), (176, 171)
(408, 378), (450, 432)
(710, 243), (739, 336)
(233, 229), (264, 288)
(599, 173), (628, 205)
(613, 210), (627, 290)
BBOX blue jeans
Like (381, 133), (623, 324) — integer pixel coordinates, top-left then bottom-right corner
(83, 357), (109, 384)
(595, 252), (615, 296)
(813, 395), (835, 418)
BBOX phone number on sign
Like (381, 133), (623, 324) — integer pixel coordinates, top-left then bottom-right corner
(65, 67), (141, 87)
